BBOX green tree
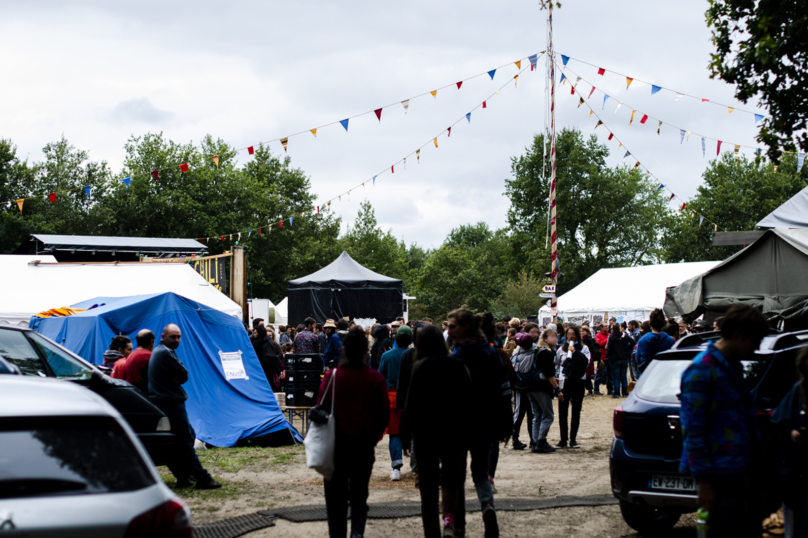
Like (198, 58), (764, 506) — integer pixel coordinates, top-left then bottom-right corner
(342, 200), (408, 280)
(506, 128), (671, 294)
(661, 152), (805, 262)
(492, 270), (547, 318)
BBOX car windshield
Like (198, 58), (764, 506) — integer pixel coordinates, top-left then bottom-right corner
(0, 330), (48, 377)
(635, 358), (760, 404)
(26, 332), (93, 381)
(0, 416), (155, 499)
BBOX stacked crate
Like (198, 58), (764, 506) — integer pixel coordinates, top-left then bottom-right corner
(284, 353), (322, 407)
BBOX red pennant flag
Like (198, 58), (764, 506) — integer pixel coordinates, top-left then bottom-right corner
(456, 81), (463, 89)
(221, 236), (224, 242)
(597, 68), (605, 75)
(48, 193), (56, 203)
(248, 146), (254, 155)
(279, 221), (283, 227)
(669, 193), (675, 201)
(608, 133), (614, 140)
(588, 87), (596, 98)
(374, 108), (382, 121)
(317, 206), (320, 215)
(717, 140), (722, 155)
(258, 227), (262, 237)
(391, 165), (394, 173)
(570, 86), (575, 95)
(180, 163), (189, 173)
(702, 98), (709, 102)
(448, 127), (452, 137)
(151, 170), (159, 181)
(681, 203), (687, 211)
(530, 64), (534, 71)
(640, 114), (648, 124)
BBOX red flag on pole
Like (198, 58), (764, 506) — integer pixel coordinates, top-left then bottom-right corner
(248, 146), (254, 155)
(374, 108), (382, 122)
(597, 68), (605, 75)
(180, 163), (189, 173)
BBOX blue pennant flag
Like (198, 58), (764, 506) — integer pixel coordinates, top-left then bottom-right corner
(488, 69), (496, 80)
(528, 54), (538, 69)
(560, 73), (566, 84)
(651, 85), (662, 95)
(602, 94), (609, 110)
(702, 137), (706, 157)
(754, 114), (764, 124)
(657, 184), (665, 190)
(340, 118), (349, 131)
(466, 113), (471, 123)
(561, 54), (569, 66)
(756, 148), (761, 157)
(680, 129), (686, 144)
(623, 151), (631, 158)
(373, 175), (376, 186)
(122, 176), (131, 189)
(289, 217), (294, 227)
(699, 216), (705, 227)
(799, 152), (806, 174)
(85, 186), (91, 199)
(248, 230), (252, 238)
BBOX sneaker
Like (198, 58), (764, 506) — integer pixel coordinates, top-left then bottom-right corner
(482, 505), (499, 538)
(512, 439), (527, 450)
(442, 524), (456, 538)
(612, 394), (620, 399)
(569, 441), (581, 449)
(531, 440), (556, 454)
(391, 469), (401, 481)
(175, 477), (195, 489)
(194, 477), (222, 490)
(555, 440), (568, 449)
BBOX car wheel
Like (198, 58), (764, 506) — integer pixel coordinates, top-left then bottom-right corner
(619, 500), (680, 535)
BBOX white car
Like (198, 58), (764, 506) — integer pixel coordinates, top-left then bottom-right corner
(0, 376), (191, 537)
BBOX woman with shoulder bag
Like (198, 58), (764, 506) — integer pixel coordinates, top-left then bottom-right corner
(317, 328), (390, 538)
(510, 327), (538, 451)
(554, 326), (590, 449)
(527, 328), (563, 454)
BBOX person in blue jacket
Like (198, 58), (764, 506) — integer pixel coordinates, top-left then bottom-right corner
(634, 308), (674, 374)
(322, 319), (343, 369)
(679, 304), (768, 538)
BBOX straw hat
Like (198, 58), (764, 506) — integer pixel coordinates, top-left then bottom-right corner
(323, 319), (337, 329)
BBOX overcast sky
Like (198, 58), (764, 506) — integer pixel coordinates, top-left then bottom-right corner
(1, 1), (763, 248)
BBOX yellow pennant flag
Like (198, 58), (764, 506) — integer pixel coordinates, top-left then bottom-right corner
(280, 138), (288, 153)
(589, 110), (594, 117)
(514, 74), (519, 88)
(728, 107), (734, 114)
(16, 199), (23, 212)
(417, 148), (421, 163)
(629, 110), (636, 126)
(626, 77), (634, 90)
(339, 196), (341, 202)
(734, 144), (740, 159)
(578, 98), (584, 108)
(212, 155), (219, 168)
(633, 161), (641, 170)
(310, 129), (317, 137)
(774, 165), (778, 173)
(430, 90), (437, 98)
(714, 224), (718, 231)
(515, 60), (522, 69)
(434, 137), (438, 148)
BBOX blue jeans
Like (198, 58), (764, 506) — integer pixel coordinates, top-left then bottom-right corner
(389, 434), (403, 469)
(610, 360), (629, 396)
(594, 361), (613, 394)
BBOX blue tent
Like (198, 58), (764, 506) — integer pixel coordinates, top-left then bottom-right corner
(30, 292), (301, 447)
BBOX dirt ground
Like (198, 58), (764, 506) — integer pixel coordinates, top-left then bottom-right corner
(167, 394), (697, 537)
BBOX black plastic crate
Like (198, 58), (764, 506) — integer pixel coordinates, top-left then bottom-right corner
(286, 371), (322, 385)
(285, 389), (319, 407)
(284, 353), (322, 372)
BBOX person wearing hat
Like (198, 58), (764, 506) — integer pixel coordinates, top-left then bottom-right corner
(323, 319), (343, 369)
(378, 324), (413, 481)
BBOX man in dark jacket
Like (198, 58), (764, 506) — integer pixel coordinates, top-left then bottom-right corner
(606, 325), (634, 398)
(448, 309), (512, 538)
(149, 324), (221, 490)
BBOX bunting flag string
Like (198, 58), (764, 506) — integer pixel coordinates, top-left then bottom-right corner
(556, 52), (768, 122)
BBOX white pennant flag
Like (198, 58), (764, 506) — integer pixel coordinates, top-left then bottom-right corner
(613, 102), (622, 116)
(676, 93), (684, 101)
(401, 99), (410, 114)
(699, 216), (705, 227)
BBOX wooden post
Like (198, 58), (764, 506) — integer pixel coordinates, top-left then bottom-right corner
(231, 246), (248, 323)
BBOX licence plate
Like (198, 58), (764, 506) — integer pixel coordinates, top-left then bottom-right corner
(649, 475), (696, 492)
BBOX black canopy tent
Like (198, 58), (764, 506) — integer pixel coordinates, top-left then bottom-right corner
(12, 234), (207, 262)
(287, 251), (403, 326)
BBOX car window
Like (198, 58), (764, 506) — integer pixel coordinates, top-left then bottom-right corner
(26, 332), (93, 381)
(636, 358), (761, 404)
(0, 330), (47, 377)
(0, 416), (155, 499)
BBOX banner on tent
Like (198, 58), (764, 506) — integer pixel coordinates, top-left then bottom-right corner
(219, 350), (248, 381)
(194, 258), (229, 294)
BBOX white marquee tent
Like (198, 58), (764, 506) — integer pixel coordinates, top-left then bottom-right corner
(0, 255), (243, 327)
(539, 261), (721, 326)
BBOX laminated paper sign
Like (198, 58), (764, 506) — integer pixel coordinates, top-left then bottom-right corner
(219, 350), (248, 381)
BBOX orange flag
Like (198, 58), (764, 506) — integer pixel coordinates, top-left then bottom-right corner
(16, 199), (23, 212)
(212, 155), (219, 168)
(310, 129), (317, 137)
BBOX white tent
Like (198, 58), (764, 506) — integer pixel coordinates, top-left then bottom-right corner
(757, 185), (808, 228)
(274, 297), (288, 326)
(539, 261), (721, 326)
(0, 256), (243, 327)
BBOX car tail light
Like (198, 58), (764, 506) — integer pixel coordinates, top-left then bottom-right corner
(613, 406), (624, 439)
(125, 499), (192, 538)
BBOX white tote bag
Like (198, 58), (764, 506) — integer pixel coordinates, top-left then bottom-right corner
(304, 370), (336, 480)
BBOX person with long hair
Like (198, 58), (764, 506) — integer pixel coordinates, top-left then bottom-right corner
(252, 325), (283, 391)
(606, 323), (634, 398)
(580, 326), (599, 398)
(104, 335), (132, 374)
(511, 325), (538, 451)
(318, 328), (390, 538)
(554, 326), (590, 449)
(527, 328), (563, 453)
(400, 325), (471, 538)
(370, 324), (392, 370)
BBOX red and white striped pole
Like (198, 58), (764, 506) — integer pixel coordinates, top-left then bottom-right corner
(548, 2), (558, 322)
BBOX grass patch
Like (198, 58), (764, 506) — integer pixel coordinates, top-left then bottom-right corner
(160, 475), (254, 503)
(194, 445), (304, 473)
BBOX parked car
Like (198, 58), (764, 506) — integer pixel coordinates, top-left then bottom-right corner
(0, 325), (174, 466)
(0, 376), (191, 537)
(610, 329), (804, 534)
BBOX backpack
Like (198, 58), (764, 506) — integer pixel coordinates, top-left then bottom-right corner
(562, 349), (589, 380)
(511, 347), (538, 378)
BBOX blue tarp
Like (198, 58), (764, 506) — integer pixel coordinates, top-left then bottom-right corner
(30, 292), (301, 447)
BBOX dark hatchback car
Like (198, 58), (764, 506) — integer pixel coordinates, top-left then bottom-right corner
(0, 325), (175, 466)
(610, 330), (804, 534)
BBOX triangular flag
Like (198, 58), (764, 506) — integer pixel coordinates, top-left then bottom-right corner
(680, 129), (686, 143)
(180, 163), (189, 173)
(629, 110), (636, 125)
(373, 175), (376, 185)
(633, 162), (641, 170)
(374, 108), (382, 122)
(717, 140), (722, 155)
(702, 137), (706, 157)
(624, 151), (631, 158)
(448, 127), (452, 137)
(279, 221), (283, 228)
(431, 90), (437, 98)
(401, 100), (410, 113)
(466, 113), (471, 123)
(651, 85), (662, 95)
(340, 119), (349, 131)
(514, 74), (519, 88)
(626, 77), (633, 89)
(456, 81), (463, 90)
(212, 155), (220, 167)
(16, 199), (23, 212)
(702, 98), (709, 102)
(416, 149), (420, 163)
(588, 86), (596, 98)
(221, 236), (224, 242)
(687, 131), (691, 141)
(258, 227), (262, 237)
(151, 170), (159, 181)
(434, 138), (438, 148)
(289, 217), (293, 227)
(391, 165), (394, 174)
(597, 67), (605, 75)
(561, 55), (569, 66)
(528, 54), (538, 69)
(589, 110), (594, 117)
(602, 94), (609, 109)
(560, 73), (566, 85)
(657, 120), (662, 135)
(482, 101), (487, 108)
(614, 102), (622, 115)
(734, 145), (740, 159)
(681, 203), (687, 211)
(715, 224), (718, 231)
(669, 193), (675, 201)
(699, 216), (705, 227)
(248, 146), (255, 155)
(595, 120), (603, 129)
(754, 114), (764, 124)
(578, 97), (584, 108)
(775, 166), (779, 173)
(403, 158), (406, 170)
(280, 138), (288, 153)
(798, 152), (806, 173)
(514, 60), (521, 69)
(122, 177), (131, 189)
(608, 133), (614, 140)
(310, 129), (317, 137)
(571, 85), (575, 95)
(675, 93), (684, 101)
(728, 107), (734, 114)
(488, 69), (496, 80)
(49, 193), (56, 203)
(657, 184), (665, 190)
(248, 230), (252, 238)
(85, 186), (91, 199)
(640, 114), (648, 124)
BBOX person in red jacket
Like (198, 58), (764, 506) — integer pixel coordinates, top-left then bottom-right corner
(593, 323), (613, 395)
